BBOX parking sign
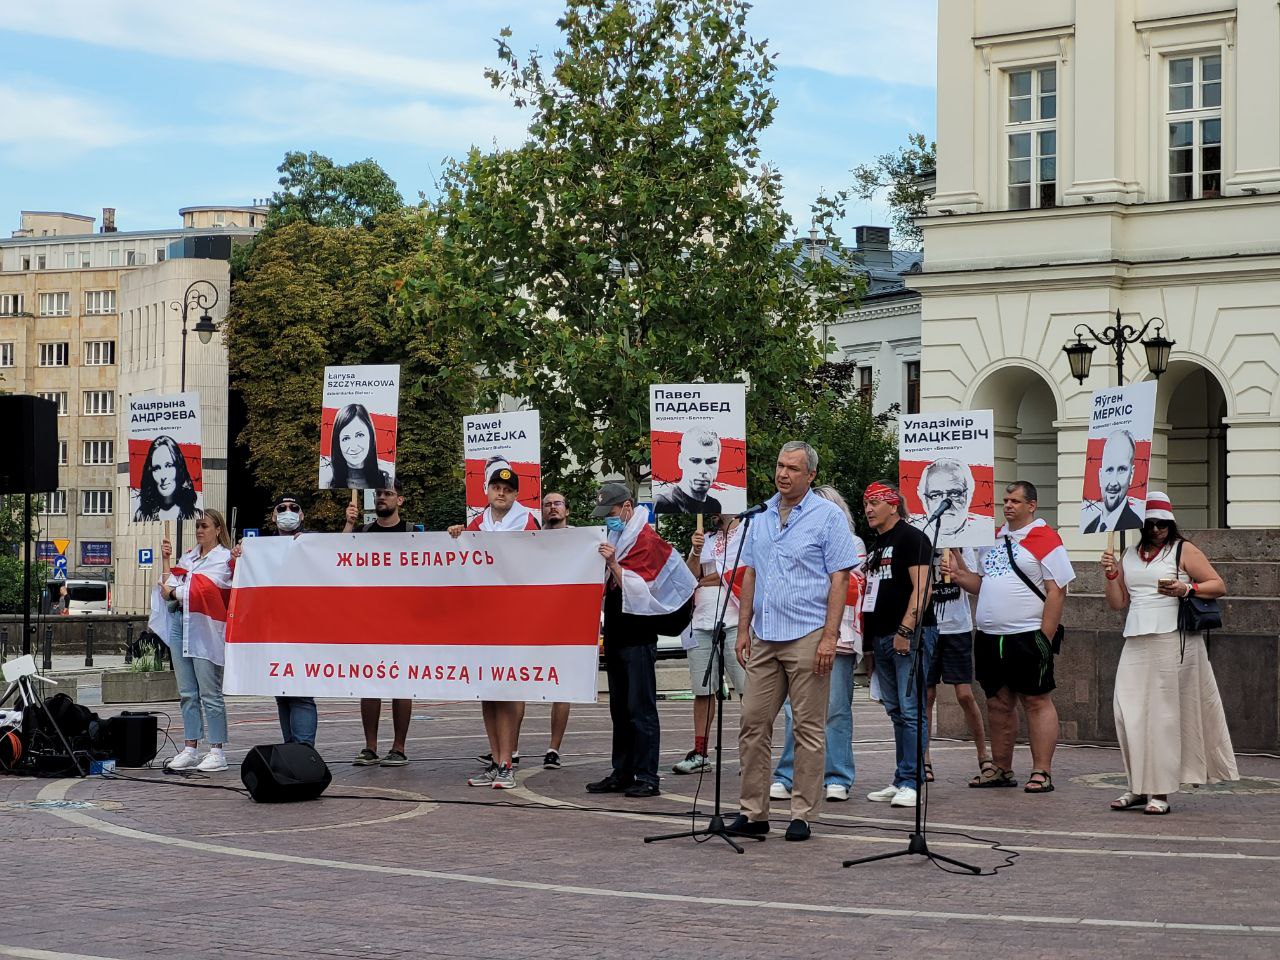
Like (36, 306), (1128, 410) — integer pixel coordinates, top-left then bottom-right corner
(138, 548), (154, 568)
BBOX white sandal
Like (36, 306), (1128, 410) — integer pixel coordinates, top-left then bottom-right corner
(1110, 791), (1146, 811)
(1143, 798), (1171, 815)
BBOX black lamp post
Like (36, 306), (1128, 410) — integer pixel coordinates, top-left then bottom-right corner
(167, 280), (220, 556)
(1063, 308), (1175, 386)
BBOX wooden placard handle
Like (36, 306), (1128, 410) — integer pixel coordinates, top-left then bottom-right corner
(941, 547), (951, 584)
(1106, 530), (1116, 556)
(696, 513), (703, 534)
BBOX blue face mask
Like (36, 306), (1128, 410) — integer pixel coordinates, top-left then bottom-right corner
(604, 516), (627, 533)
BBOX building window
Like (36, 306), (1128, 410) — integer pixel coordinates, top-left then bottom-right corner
(41, 490), (67, 515)
(83, 439), (114, 465)
(85, 290), (117, 315)
(155, 248), (165, 262)
(0, 343), (12, 367)
(84, 340), (116, 365)
(37, 391), (68, 416)
(81, 253), (91, 268)
(108, 250), (120, 266)
(83, 390), (115, 415)
(905, 361), (921, 414)
(58, 439), (68, 465)
(857, 365), (874, 405)
(216, 212), (226, 224)
(38, 342), (69, 366)
(64, 252), (77, 268)
(38, 292), (70, 316)
(1006, 65), (1057, 210)
(81, 490), (113, 515)
(0, 294), (23, 315)
(21, 257), (30, 270)
(36, 255), (46, 270)
(1168, 53), (1222, 201)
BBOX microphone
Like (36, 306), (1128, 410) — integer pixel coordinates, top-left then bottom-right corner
(924, 497), (954, 526)
(736, 502), (768, 520)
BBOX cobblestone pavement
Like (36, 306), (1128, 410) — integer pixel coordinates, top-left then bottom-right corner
(2, 688), (1278, 959)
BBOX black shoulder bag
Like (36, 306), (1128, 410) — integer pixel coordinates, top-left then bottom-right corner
(1003, 536), (1065, 654)
(1174, 539), (1223, 640)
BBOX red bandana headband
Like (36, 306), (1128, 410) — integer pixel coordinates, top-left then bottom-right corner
(864, 482), (901, 505)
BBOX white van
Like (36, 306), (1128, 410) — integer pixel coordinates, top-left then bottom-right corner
(64, 579), (110, 615)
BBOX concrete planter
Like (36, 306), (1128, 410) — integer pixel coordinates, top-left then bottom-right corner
(101, 669), (179, 704)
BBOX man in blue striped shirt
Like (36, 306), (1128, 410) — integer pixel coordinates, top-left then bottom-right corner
(728, 441), (858, 842)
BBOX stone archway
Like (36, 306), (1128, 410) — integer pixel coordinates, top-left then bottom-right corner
(1153, 360), (1230, 528)
(970, 363), (1062, 527)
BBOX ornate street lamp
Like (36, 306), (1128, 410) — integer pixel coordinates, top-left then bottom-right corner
(1062, 308), (1175, 385)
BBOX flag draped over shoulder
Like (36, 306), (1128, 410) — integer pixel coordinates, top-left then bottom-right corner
(466, 501), (541, 531)
(149, 546), (233, 665)
(613, 511), (696, 616)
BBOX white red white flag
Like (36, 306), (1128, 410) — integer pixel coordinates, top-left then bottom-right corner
(223, 529), (605, 702)
(613, 511), (697, 616)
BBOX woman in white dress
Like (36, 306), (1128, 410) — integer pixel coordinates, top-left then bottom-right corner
(1099, 492), (1237, 815)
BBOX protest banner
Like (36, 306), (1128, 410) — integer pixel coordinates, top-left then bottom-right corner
(318, 365), (399, 490)
(463, 409), (541, 524)
(649, 383), (747, 515)
(224, 528), (605, 702)
(127, 390), (203, 523)
(1081, 380), (1156, 534)
(899, 410), (996, 548)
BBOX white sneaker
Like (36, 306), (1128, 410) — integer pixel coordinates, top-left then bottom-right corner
(769, 781), (792, 800)
(166, 748), (199, 771)
(196, 750), (228, 773)
(891, 786), (918, 808)
(825, 784), (850, 802)
(866, 784), (899, 803)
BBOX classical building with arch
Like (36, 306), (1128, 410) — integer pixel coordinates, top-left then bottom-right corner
(914, 0), (1280, 558)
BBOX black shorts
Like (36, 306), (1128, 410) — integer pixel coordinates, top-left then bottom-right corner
(974, 629), (1056, 698)
(927, 631), (974, 686)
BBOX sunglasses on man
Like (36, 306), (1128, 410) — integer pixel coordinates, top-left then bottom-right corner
(275, 503), (301, 514)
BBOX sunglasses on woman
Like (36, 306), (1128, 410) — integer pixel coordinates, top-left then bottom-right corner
(275, 503), (301, 514)
(1145, 519), (1171, 530)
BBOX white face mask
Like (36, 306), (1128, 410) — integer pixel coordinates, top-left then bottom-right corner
(276, 510), (302, 533)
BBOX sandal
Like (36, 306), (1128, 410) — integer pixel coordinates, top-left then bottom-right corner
(1024, 770), (1054, 794)
(1110, 791), (1147, 811)
(924, 762), (935, 783)
(969, 760), (1017, 788)
(1143, 798), (1171, 815)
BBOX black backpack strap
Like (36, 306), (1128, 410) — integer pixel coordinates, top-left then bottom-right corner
(1003, 535), (1046, 602)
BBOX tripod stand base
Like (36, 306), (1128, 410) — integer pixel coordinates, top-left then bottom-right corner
(643, 813), (765, 854)
(842, 832), (981, 873)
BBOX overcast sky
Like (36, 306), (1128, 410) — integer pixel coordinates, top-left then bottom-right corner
(0, 0), (936, 238)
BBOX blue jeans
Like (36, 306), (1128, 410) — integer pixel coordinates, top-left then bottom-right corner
(872, 627), (938, 790)
(169, 610), (228, 745)
(773, 653), (857, 789)
(276, 697), (318, 746)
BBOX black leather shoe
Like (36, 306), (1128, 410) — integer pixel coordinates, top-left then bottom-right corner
(623, 781), (660, 798)
(586, 775), (633, 794)
(726, 814), (769, 836)
(784, 819), (811, 841)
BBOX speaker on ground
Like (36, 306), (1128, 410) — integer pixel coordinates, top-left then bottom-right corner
(240, 743), (332, 803)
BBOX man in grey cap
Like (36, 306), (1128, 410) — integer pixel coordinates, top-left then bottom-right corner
(587, 481), (696, 798)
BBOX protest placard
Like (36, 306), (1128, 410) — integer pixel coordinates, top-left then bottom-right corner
(649, 383), (747, 515)
(127, 391), (203, 523)
(899, 410), (996, 547)
(224, 528), (605, 702)
(1081, 380), (1156, 534)
(318, 365), (399, 490)
(463, 410), (542, 524)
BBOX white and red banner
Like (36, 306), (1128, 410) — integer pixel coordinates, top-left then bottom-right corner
(127, 390), (203, 523)
(650, 383), (747, 515)
(613, 510), (697, 615)
(899, 410), (996, 547)
(319, 365), (399, 490)
(464, 410), (541, 524)
(1081, 381), (1156, 534)
(223, 528), (604, 702)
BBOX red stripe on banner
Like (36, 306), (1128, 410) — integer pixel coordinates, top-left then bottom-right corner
(226, 583), (604, 646)
(649, 430), (746, 490)
(899, 459), (995, 517)
(128, 439), (203, 493)
(189, 575), (231, 624)
(319, 407), (398, 463)
(1082, 437), (1151, 501)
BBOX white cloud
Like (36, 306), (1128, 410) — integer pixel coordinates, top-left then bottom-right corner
(0, 84), (144, 162)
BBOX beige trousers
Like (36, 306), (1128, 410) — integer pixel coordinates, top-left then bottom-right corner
(738, 627), (831, 823)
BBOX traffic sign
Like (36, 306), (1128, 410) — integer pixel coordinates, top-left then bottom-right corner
(53, 556), (68, 580)
(138, 548), (154, 568)
(52, 538), (70, 556)
(243, 528), (259, 538)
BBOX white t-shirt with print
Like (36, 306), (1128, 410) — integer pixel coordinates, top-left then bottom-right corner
(974, 519), (1076, 634)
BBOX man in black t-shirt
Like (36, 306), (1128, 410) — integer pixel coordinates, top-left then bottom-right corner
(342, 480), (411, 767)
(861, 480), (936, 808)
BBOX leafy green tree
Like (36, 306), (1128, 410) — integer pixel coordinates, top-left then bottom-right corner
(226, 211), (477, 532)
(269, 151), (404, 230)
(850, 132), (936, 250)
(0, 496), (48, 613)
(410, 0), (852, 503)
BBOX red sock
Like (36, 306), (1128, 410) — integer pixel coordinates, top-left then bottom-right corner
(694, 736), (707, 756)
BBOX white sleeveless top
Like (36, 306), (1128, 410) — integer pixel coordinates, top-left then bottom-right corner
(1121, 542), (1186, 637)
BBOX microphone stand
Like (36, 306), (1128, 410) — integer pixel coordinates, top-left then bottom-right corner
(644, 511), (762, 853)
(843, 503), (980, 874)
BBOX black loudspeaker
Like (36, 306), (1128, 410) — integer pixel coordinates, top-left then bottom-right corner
(240, 743), (332, 803)
(0, 395), (59, 494)
(105, 712), (160, 768)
